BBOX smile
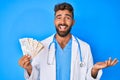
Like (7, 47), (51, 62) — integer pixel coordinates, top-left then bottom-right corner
(59, 25), (68, 31)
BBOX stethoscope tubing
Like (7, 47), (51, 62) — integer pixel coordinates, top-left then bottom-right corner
(48, 36), (83, 67)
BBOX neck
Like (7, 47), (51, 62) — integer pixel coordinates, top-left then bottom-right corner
(55, 33), (72, 49)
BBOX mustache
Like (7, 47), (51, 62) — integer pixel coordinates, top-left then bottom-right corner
(58, 24), (68, 27)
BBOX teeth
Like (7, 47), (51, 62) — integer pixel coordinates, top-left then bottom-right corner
(60, 26), (66, 29)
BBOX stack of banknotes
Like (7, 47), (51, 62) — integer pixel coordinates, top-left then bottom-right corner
(19, 38), (44, 58)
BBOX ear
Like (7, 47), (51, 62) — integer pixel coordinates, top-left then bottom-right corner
(72, 19), (75, 26)
(54, 18), (56, 24)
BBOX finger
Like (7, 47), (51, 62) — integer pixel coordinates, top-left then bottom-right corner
(22, 55), (31, 61)
(23, 57), (31, 64)
(22, 58), (31, 65)
(23, 61), (31, 68)
(107, 57), (112, 66)
(19, 55), (31, 67)
(104, 60), (109, 67)
(112, 60), (119, 66)
(105, 60), (107, 64)
(24, 58), (31, 63)
(19, 56), (30, 64)
(111, 58), (119, 66)
(19, 55), (30, 62)
(25, 54), (31, 58)
(18, 56), (26, 66)
(26, 55), (31, 60)
(19, 55), (27, 61)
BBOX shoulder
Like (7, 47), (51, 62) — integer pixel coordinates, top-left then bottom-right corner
(41, 34), (54, 46)
(72, 35), (91, 49)
(72, 35), (92, 60)
(78, 38), (90, 48)
(41, 34), (54, 43)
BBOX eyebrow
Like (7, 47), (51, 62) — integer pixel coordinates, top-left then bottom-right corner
(56, 14), (62, 18)
(55, 14), (72, 18)
(65, 14), (72, 18)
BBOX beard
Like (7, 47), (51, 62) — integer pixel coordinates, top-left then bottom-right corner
(55, 24), (72, 37)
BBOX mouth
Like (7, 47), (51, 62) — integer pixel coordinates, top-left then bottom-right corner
(58, 25), (68, 31)
(56, 24), (72, 37)
(60, 25), (66, 29)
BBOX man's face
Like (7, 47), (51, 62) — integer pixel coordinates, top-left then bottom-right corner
(54, 10), (74, 37)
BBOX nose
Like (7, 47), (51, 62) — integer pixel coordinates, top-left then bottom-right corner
(61, 18), (66, 24)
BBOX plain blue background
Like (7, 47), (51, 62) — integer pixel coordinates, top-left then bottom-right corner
(0, 0), (120, 80)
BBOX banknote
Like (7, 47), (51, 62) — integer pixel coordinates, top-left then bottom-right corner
(19, 38), (44, 58)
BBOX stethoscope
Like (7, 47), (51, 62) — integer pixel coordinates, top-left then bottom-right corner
(47, 35), (84, 67)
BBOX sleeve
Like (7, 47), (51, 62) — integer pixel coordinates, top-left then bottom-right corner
(24, 58), (40, 80)
(86, 45), (103, 80)
(87, 67), (102, 80)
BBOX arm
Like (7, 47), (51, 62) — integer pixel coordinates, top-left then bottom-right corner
(18, 54), (32, 76)
(85, 44), (118, 79)
(18, 54), (40, 80)
(85, 45), (102, 80)
(91, 57), (118, 78)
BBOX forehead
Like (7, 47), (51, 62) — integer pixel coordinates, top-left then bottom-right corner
(55, 10), (72, 16)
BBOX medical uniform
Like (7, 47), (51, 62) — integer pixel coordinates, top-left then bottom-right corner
(24, 34), (102, 80)
(55, 38), (72, 80)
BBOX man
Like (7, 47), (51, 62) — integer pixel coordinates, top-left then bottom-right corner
(19, 2), (118, 80)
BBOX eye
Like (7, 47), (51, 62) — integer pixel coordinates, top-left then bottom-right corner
(57, 17), (61, 19)
(66, 17), (70, 19)
(65, 16), (72, 20)
(56, 16), (61, 20)
(55, 15), (62, 20)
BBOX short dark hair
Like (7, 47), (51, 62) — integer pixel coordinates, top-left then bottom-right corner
(54, 2), (74, 19)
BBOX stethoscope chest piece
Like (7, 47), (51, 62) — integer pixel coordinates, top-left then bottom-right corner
(79, 62), (84, 67)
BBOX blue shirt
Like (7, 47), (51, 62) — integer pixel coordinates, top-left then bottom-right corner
(55, 38), (72, 80)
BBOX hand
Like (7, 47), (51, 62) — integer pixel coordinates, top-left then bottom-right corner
(93, 57), (118, 70)
(18, 54), (32, 75)
(91, 57), (118, 78)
